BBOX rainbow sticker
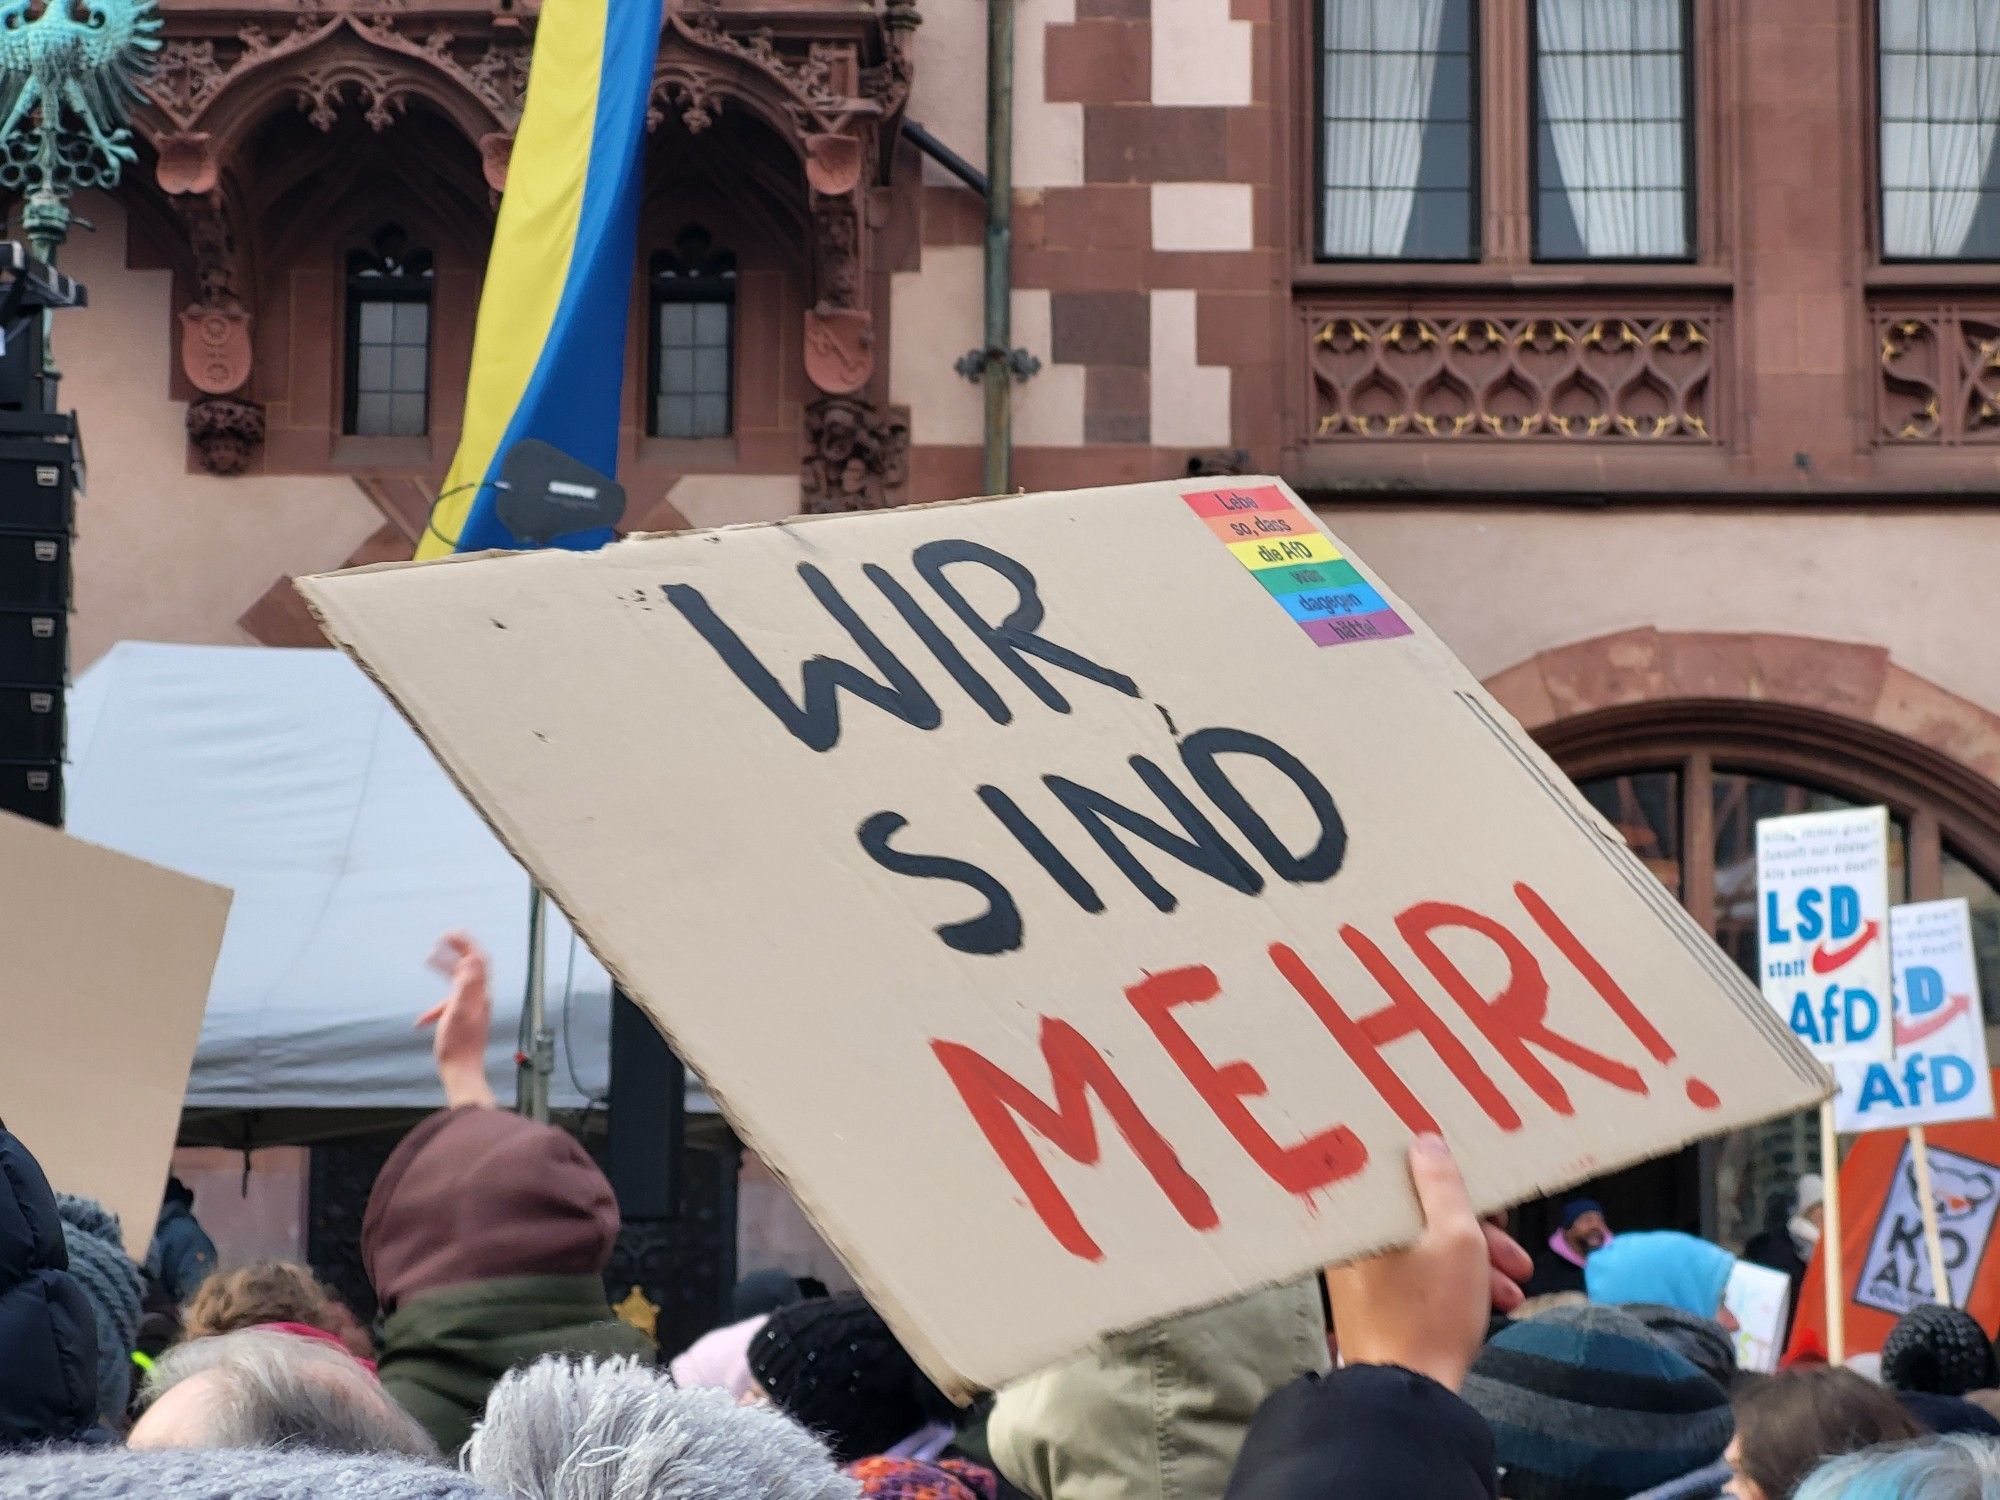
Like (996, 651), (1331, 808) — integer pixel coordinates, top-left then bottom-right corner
(1182, 484), (1410, 648)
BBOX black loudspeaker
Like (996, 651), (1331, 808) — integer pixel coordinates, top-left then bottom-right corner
(0, 410), (78, 828)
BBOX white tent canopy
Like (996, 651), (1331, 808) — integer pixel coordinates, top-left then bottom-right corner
(67, 641), (683, 1118)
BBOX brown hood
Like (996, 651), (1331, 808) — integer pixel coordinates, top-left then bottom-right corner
(362, 1106), (620, 1315)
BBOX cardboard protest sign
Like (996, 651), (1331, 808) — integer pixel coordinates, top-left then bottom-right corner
(1724, 1258), (1793, 1373)
(1789, 1101), (2000, 1358)
(299, 476), (1829, 1393)
(0, 811), (230, 1254)
(1757, 808), (1894, 1062)
(1835, 899), (1995, 1133)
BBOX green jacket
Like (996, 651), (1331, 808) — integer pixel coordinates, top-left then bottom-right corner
(377, 1272), (655, 1455)
(988, 1281), (1329, 1500)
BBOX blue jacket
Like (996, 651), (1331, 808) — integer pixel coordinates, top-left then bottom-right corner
(144, 1194), (217, 1304)
(0, 1132), (100, 1447)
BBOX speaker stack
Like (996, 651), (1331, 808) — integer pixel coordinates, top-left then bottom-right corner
(0, 245), (85, 828)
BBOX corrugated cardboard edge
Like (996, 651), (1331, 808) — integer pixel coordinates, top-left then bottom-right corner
(294, 477), (1832, 1395)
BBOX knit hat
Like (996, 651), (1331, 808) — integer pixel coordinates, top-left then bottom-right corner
(1463, 1303), (1735, 1500)
(1584, 1230), (1735, 1320)
(735, 1267), (807, 1321)
(1560, 1199), (1604, 1231)
(468, 1357), (858, 1500)
(0, 1445), (496, 1499)
(1621, 1303), (1740, 1392)
(847, 1457), (999, 1500)
(1881, 1303), (2000, 1397)
(362, 1105), (620, 1315)
(53, 1194), (143, 1422)
(749, 1294), (940, 1463)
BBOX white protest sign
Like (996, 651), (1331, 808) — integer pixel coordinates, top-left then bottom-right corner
(0, 811), (230, 1254)
(1857, 1140), (2000, 1316)
(298, 477), (1829, 1394)
(1724, 1258), (1793, 1373)
(1757, 807), (1894, 1062)
(1835, 899), (1995, 1132)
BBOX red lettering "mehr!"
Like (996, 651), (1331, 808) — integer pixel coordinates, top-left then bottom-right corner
(932, 884), (1693, 1260)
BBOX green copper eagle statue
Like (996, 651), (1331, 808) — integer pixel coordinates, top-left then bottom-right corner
(0, 0), (162, 262)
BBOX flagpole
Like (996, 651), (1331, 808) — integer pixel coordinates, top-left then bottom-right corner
(1910, 1125), (1953, 1306)
(1821, 1102), (1846, 1363)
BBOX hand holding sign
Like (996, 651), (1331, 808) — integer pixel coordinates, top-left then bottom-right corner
(1326, 1135), (1532, 1392)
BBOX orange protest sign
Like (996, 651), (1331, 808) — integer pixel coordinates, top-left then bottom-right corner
(1788, 1072), (2000, 1362)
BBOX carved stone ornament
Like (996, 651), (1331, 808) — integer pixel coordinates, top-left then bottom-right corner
(801, 394), (909, 513)
(153, 131), (217, 195)
(804, 132), (862, 196)
(478, 129), (512, 193)
(186, 394), (265, 475)
(140, 16), (529, 142)
(802, 307), (874, 395)
(812, 199), (861, 310)
(1304, 308), (1721, 443)
(179, 304), (253, 395)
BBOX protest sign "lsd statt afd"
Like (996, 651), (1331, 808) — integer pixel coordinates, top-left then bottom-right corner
(1835, 899), (1995, 1133)
(300, 477), (1829, 1394)
(1758, 807), (1894, 1062)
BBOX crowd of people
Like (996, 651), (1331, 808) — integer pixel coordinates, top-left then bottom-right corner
(6, 938), (2000, 1499)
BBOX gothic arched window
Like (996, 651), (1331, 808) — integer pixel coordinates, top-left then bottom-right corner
(345, 226), (435, 438)
(648, 226), (736, 440)
(1540, 702), (2000, 1250)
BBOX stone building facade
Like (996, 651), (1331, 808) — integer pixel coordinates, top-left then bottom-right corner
(51, 0), (2000, 1273)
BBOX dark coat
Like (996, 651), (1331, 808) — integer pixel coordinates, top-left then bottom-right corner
(144, 1195), (218, 1305)
(1741, 1227), (1808, 1342)
(1522, 1242), (1590, 1300)
(0, 1132), (101, 1448)
(1224, 1365), (1497, 1500)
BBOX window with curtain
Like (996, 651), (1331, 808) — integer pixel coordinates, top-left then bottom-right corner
(1533, 0), (1692, 260)
(649, 226), (736, 440)
(344, 226), (433, 438)
(1317, 0), (1477, 260)
(1880, 0), (2000, 259)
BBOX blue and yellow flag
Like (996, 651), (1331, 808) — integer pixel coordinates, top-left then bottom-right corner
(420, 0), (663, 559)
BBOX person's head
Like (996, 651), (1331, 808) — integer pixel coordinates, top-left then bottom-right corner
(1724, 1366), (1924, 1500)
(1585, 1230), (1739, 1327)
(734, 1267), (807, 1322)
(1791, 1434), (2000, 1500)
(181, 1258), (348, 1341)
(362, 1107), (619, 1316)
(52, 1194), (143, 1426)
(465, 1355), (860, 1500)
(1559, 1199), (1611, 1256)
(1462, 1303), (1734, 1499)
(162, 1175), (195, 1210)
(129, 1327), (437, 1458)
(0, 1447), (492, 1499)
(1796, 1175), (1827, 1236)
(1881, 1304), (2000, 1398)
(748, 1293), (947, 1464)
(1622, 1303), (1741, 1393)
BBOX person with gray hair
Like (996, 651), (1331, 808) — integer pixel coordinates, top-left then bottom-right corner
(127, 1326), (438, 1459)
(0, 1446), (496, 1499)
(463, 1355), (860, 1500)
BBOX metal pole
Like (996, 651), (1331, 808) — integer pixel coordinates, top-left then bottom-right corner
(982, 0), (1015, 496)
(519, 886), (552, 1122)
